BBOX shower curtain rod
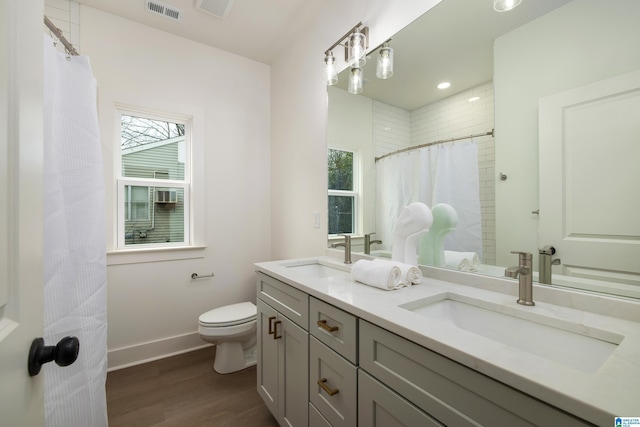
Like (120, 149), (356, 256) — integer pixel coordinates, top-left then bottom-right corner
(375, 129), (494, 162)
(44, 16), (79, 56)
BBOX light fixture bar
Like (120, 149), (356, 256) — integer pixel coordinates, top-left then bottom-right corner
(324, 22), (365, 55)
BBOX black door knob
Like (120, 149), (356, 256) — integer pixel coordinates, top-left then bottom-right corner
(28, 336), (80, 376)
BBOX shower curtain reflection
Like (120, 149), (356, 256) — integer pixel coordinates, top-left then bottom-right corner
(376, 139), (483, 263)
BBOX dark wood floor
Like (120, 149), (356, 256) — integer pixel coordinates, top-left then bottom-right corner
(106, 346), (280, 427)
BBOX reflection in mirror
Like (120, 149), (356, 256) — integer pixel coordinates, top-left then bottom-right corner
(327, 0), (640, 299)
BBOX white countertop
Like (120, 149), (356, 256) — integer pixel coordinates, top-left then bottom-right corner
(255, 254), (640, 426)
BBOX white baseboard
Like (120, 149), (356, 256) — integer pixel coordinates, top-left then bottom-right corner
(107, 331), (212, 371)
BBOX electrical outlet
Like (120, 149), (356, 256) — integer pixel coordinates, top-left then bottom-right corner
(313, 212), (320, 228)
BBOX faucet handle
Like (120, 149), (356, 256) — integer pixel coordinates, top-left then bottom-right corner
(510, 251), (532, 264)
(365, 232), (376, 237)
(539, 245), (556, 255)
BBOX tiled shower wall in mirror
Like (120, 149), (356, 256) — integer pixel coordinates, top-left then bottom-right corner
(373, 81), (496, 265)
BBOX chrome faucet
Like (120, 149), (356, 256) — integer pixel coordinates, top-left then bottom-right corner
(505, 251), (534, 306)
(331, 234), (352, 264)
(364, 232), (382, 255)
(538, 245), (561, 285)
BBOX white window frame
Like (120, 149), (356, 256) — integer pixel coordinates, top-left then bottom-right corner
(115, 107), (192, 250)
(328, 147), (361, 236)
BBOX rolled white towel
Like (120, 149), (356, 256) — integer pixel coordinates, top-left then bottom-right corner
(351, 259), (405, 290)
(444, 251), (480, 272)
(373, 258), (423, 285)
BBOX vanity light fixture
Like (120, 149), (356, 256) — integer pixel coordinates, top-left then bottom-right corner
(376, 41), (394, 79)
(493, 0), (523, 12)
(437, 81), (451, 90)
(324, 51), (338, 86)
(323, 22), (369, 88)
(348, 67), (364, 94)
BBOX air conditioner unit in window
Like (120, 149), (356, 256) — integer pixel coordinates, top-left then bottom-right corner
(154, 189), (177, 204)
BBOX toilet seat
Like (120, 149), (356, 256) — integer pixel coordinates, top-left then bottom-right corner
(199, 301), (257, 327)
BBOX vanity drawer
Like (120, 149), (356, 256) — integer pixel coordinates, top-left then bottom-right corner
(359, 320), (592, 427)
(309, 336), (357, 427)
(257, 272), (308, 330)
(358, 369), (443, 427)
(309, 403), (332, 427)
(310, 297), (357, 363)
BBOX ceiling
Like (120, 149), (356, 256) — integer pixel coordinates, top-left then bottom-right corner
(76, 0), (327, 64)
(76, 0), (572, 107)
(334, 0), (572, 110)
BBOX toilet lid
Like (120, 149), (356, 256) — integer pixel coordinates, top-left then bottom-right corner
(199, 302), (257, 327)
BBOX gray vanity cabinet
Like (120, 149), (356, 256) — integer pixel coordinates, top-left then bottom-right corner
(257, 273), (309, 427)
(256, 271), (595, 427)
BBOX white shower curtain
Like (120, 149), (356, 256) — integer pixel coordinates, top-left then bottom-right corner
(43, 36), (108, 427)
(376, 139), (483, 260)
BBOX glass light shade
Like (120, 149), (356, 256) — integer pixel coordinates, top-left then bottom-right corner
(324, 51), (338, 86)
(348, 30), (367, 68)
(348, 68), (363, 94)
(493, 0), (523, 12)
(376, 43), (394, 79)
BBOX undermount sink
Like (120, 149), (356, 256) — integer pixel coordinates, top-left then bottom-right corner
(400, 293), (623, 372)
(283, 260), (350, 279)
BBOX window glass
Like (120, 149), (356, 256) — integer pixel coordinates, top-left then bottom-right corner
(117, 111), (190, 248)
(328, 148), (357, 235)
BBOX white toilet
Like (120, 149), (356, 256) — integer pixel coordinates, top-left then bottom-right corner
(198, 301), (257, 374)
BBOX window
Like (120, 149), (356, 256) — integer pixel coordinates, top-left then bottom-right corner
(328, 148), (358, 235)
(116, 110), (191, 248)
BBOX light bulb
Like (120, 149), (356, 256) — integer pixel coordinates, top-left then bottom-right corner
(348, 68), (363, 94)
(376, 43), (394, 79)
(324, 51), (338, 86)
(348, 30), (367, 68)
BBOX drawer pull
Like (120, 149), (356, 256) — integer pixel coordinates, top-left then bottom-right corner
(317, 378), (340, 396)
(268, 316), (276, 335)
(317, 319), (339, 333)
(273, 320), (282, 339)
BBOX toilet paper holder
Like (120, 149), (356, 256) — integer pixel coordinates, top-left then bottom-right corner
(191, 272), (215, 280)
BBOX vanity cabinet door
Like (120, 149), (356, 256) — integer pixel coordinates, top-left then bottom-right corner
(257, 298), (309, 427)
(358, 370), (443, 427)
(309, 336), (357, 427)
(257, 299), (279, 419)
(278, 313), (309, 427)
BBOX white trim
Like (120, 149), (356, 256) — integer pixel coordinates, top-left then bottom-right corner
(107, 331), (211, 371)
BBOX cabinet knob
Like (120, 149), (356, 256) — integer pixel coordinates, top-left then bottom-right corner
(317, 319), (339, 333)
(317, 378), (340, 396)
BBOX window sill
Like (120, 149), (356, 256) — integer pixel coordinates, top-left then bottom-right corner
(107, 245), (206, 266)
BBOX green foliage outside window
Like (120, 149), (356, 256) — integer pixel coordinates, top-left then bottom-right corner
(328, 149), (354, 234)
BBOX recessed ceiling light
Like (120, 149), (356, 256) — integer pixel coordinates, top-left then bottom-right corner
(468, 96), (480, 102)
(437, 82), (451, 90)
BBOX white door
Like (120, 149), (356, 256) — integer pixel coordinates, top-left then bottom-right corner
(539, 68), (640, 298)
(0, 1), (45, 425)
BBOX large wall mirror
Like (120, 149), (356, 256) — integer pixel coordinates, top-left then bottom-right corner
(327, 0), (640, 299)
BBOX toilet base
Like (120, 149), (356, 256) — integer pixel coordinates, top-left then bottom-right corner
(213, 341), (257, 374)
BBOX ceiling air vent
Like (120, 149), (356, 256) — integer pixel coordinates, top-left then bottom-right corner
(145, 1), (183, 21)
(195, 0), (235, 19)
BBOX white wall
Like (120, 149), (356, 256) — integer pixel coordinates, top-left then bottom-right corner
(494, 0), (640, 268)
(80, 7), (271, 369)
(270, 0), (442, 259)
